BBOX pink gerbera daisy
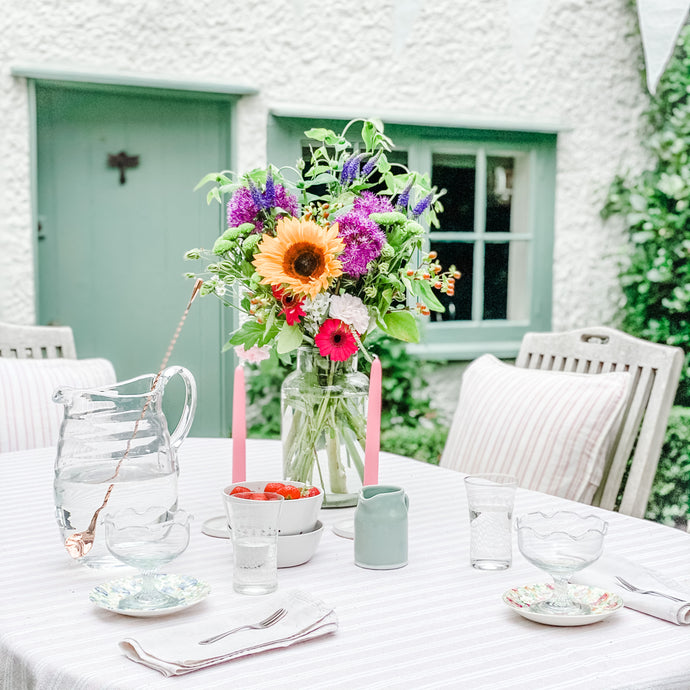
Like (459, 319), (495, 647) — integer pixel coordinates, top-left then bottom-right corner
(314, 319), (358, 361)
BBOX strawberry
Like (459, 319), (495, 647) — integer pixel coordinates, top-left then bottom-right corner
(303, 486), (320, 498)
(264, 482), (286, 494)
(229, 485), (251, 495)
(277, 484), (302, 500)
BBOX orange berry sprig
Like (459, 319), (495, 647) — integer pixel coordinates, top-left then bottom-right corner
(302, 201), (333, 226)
(407, 251), (460, 298)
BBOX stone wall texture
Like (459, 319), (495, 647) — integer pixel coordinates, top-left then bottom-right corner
(1, 0), (650, 331)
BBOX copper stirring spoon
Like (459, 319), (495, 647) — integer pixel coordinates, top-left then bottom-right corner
(64, 279), (203, 559)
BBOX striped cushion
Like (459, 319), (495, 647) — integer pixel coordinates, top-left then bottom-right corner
(440, 354), (631, 503)
(0, 358), (116, 453)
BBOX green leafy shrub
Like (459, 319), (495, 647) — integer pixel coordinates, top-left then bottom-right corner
(602, 23), (690, 524)
(602, 23), (690, 405)
(380, 425), (448, 465)
(645, 407), (690, 528)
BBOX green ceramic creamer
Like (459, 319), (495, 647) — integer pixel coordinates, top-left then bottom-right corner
(354, 485), (409, 569)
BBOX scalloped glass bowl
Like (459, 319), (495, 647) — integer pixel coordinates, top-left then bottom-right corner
(516, 510), (608, 616)
(104, 507), (191, 611)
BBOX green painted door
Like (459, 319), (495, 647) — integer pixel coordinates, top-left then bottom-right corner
(36, 84), (234, 437)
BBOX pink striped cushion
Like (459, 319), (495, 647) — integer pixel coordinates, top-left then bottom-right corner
(0, 358), (116, 453)
(440, 354), (631, 502)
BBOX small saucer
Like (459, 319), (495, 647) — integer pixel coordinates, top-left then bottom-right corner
(503, 583), (623, 627)
(202, 515), (229, 539)
(89, 573), (210, 618)
(332, 518), (354, 540)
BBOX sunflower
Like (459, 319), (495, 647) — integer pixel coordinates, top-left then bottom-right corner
(252, 217), (344, 299)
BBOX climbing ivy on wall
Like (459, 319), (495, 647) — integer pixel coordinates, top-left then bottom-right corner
(602, 22), (690, 406)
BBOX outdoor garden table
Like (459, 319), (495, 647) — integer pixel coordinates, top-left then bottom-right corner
(1, 437), (689, 689)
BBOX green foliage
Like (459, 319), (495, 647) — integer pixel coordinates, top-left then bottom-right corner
(602, 23), (690, 526)
(245, 333), (449, 464)
(380, 425), (448, 466)
(646, 407), (690, 528)
(245, 351), (286, 439)
(602, 24), (690, 405)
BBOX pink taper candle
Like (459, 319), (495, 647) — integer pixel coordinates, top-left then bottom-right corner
(232, 364), (246, 483)
(363, 357), (382, 486)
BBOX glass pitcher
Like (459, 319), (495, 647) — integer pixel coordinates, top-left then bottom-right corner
(53, 366), (197, 569)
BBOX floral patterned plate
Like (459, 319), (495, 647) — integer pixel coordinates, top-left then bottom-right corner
(90, 574), (210, 618)
(503, 583), (623, 626)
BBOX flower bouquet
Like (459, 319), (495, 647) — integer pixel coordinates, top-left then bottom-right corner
(186, 118), (456, 505)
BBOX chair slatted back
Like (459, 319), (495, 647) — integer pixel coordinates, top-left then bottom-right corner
(0, 322), (76, 360)
(516, 327), (684, 518)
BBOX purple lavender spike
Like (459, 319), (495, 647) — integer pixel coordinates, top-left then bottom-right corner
(350, 152), (368, 181)
(412, 193), (433, 217)
(397, 180), (414, 211)
(247, 179), (265, 210)
(340, 155), (356, 185)
(361, 152), (380, 178)
(263, 170), (276, 207)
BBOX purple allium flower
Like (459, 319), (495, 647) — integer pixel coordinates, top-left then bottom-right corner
(354, 191), (394, 216)
(226, 182), (298, 233)
(227, 187), (260, 227)
(336, 211), (386, 278)
(412, 193), (433, 217)
(274, 185), (299, 216)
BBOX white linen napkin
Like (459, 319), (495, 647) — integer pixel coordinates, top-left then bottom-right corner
(119, 590), (338, 676)
(572, 554), (690, 625)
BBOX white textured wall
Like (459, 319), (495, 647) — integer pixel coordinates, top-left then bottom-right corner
(1, 0), (649, 329)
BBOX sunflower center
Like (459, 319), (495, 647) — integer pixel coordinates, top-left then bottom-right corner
(283, 242), (325, 280)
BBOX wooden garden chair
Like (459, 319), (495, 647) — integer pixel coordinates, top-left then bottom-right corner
(0, 321), (77, 359)
(441, 327), (684, 519)
(0, 322), (116, 451)
(515, 327), (684, 518)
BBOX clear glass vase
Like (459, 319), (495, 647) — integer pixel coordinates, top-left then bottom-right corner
(281, 347), (369, 507)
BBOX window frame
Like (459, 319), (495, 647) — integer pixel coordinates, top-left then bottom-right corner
(267, 115), (557, 361)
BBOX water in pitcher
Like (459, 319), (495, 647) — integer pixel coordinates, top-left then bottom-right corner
(54, 464), (178, 569)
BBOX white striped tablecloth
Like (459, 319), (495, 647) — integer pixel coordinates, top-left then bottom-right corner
(1, 437), (690, 689)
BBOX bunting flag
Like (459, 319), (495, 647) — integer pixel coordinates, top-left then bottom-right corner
(637, 0), (690, 94)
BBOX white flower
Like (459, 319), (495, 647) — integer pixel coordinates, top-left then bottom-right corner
(329, 293), (371, 334)
(209, 276), (226, 297)
(234, 344), (271, 363)
(304, 293), (331, 321)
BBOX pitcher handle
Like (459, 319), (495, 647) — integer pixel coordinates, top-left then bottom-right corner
(159, 366), (198, 450)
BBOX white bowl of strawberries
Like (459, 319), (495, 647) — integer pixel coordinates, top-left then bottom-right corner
(223, 481), (323, 536)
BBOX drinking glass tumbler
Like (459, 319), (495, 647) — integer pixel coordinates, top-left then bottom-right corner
(224, 492), (284, 595)
(464, 474), (518, 570)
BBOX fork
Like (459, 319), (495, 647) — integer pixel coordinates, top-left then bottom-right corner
(198, 608), (288, 645)
(614, 576), (686, 603)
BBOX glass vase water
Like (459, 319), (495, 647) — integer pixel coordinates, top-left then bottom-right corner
(281, 347), (369, 507)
